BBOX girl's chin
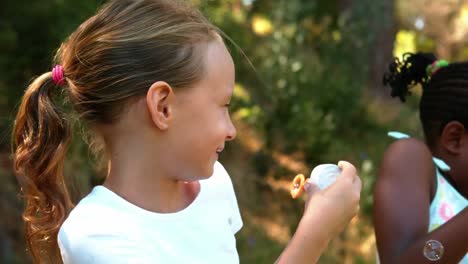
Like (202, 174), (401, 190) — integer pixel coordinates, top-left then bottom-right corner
(204, 164), (215, 178)
(202, 160), (216, 178)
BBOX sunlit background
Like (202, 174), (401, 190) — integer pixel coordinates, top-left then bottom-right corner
(2, 0), (468, 263)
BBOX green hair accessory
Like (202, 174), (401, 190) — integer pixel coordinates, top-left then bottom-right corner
(426, 59), (449, 77)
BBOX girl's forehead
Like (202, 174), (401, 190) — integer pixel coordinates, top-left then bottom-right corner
(205, 40), (234, 75)
(202, 40), (235, 90)
(177, 41), (234, 102)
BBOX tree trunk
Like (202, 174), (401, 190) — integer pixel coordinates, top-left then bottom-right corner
(369, 0), (396, 98)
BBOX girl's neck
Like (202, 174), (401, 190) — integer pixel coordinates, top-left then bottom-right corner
(103, 171), (200, 214)
(101, 134), (200, 214)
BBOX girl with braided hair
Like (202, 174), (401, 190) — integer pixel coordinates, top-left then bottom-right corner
(374, 52), (468, 264)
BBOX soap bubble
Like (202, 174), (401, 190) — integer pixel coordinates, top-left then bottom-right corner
(423, 240), (444, 261)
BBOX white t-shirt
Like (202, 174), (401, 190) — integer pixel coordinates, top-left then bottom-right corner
(58, 161), (243, 264)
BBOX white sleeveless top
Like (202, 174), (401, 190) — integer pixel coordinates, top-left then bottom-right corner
(376, 132), (468, 263)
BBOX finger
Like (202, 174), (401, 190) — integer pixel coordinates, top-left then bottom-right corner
(338, 162), (358, 188)
(354, 175), (362, 191)
(337, 160), (357, 177)
(352, 173), (359, 183)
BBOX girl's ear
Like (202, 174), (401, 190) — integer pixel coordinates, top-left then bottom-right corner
(440, 121), (466, 155)
(146, 81), (174, 130)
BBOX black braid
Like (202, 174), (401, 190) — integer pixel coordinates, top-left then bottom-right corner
(383, 52), (468, 147)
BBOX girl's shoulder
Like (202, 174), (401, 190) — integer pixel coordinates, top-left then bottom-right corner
(377, 137), (436, 192)
(382, 137), (434, 169)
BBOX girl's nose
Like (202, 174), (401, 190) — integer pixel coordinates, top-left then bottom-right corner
(226, 121), (237, 141)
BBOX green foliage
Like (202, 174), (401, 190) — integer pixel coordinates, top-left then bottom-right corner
(0, 0), (439, 263)
(0, 0), (101, 111)
(200, 0), (388, 163)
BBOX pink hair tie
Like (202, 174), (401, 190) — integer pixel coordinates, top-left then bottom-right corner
(52, 65), (65, 86)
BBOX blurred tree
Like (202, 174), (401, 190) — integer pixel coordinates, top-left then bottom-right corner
(367, 0), (396, 97)
(397, 0), (468, 59)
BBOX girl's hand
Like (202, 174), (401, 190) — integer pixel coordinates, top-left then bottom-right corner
(276, 161), (362, 264)
(302, 161), (362, 238)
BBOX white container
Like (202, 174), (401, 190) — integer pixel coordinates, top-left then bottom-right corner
(310, 164), (341, 190)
